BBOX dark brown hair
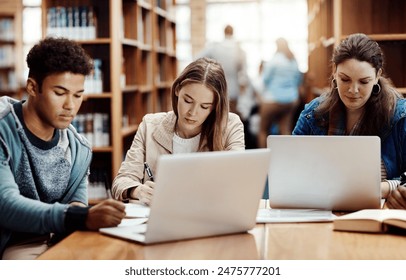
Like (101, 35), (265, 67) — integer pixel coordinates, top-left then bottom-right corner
(26, 36), (93, 90)
(316, 33), (401, 135)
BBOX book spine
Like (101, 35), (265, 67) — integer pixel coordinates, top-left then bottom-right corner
(93, 113), (103, 147)
(85, 113), (94, 146)
(102, 113), (110, 146)
(46, 4), (97, 40)
(88, 168), (110, 200)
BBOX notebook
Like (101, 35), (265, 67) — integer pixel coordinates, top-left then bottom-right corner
(266, 135), (381, 212)
(100, 148), (271, 244)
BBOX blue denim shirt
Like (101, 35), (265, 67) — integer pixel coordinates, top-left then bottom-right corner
(262, 53), (303, 103)
(293, 97), (406, 180)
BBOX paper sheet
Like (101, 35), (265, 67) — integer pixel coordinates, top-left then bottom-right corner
(124, 203), (150, 218)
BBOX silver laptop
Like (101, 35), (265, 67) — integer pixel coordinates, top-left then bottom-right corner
(100, 148), (271, 244)
(266, 135), (381, 211)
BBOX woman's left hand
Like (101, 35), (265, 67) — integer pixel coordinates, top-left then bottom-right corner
(386, 185), (406, 209)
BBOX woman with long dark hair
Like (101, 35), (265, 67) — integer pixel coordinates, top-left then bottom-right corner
(294, 33), (406, 209)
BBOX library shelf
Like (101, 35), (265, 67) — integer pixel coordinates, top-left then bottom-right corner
(307, 0), (406, 99)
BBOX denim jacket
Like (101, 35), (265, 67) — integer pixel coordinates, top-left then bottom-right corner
(293, 97), (406, 180)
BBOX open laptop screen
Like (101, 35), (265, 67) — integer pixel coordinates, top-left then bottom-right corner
(267, 135), (381, 211)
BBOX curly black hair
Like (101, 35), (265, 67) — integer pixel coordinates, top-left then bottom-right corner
(26, 37), (93, 90)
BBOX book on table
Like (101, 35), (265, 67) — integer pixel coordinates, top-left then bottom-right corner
(333, 209), (406, 233)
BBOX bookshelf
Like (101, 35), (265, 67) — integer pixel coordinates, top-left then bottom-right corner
(41, 0), (177, 199)
(0, 0), (23, 99)
(307, 0), (406, 100)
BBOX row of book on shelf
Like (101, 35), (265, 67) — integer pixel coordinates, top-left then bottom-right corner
(0, 45), (14, 68)
(46, 5), (97, 40)
(0, 18), (14, 41)
(84, 59), (103, 94)
(88, 167), (111, 200)
(0, 70), (17, 91)
(71, 113), (110, 148)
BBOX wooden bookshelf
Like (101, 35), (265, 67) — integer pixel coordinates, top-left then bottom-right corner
(41, 0), (177, 199)
(0, 0), (23, 99)
(307, 0), (406, 98)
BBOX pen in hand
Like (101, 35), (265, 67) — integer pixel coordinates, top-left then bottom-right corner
(144, 162), (154, 182)
(400, 172), (406, 186)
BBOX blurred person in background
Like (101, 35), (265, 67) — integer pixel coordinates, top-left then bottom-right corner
(238, 60), (265, 149)
(258, 38), (302, 148)
(197, 24), (248, 116)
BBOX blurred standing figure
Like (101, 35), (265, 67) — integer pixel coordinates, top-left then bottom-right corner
(197, 24), (248, 115)
(238, 60), (265, 149)
(258, 38), (302, 148)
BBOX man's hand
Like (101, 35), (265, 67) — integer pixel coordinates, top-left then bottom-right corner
(86, 199), (126, 230)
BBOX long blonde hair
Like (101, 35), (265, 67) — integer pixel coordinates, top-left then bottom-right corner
(171, 57), (229, 151)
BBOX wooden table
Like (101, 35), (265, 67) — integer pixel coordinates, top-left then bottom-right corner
(37, 221), (406, 260)
(37, 225), (265, 260)
(264, 222), (406, 259)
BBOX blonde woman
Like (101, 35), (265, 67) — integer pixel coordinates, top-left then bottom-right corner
(112, 57), (245, 205)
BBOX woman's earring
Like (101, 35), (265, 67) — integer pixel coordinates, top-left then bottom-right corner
(331, 79), (338, 90)
(372, 83), (381, 95)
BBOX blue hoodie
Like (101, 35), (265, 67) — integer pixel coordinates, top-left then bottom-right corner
(0, 96), (92, 258)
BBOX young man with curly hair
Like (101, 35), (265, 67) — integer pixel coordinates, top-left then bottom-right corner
(0, 37), (125, 259)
